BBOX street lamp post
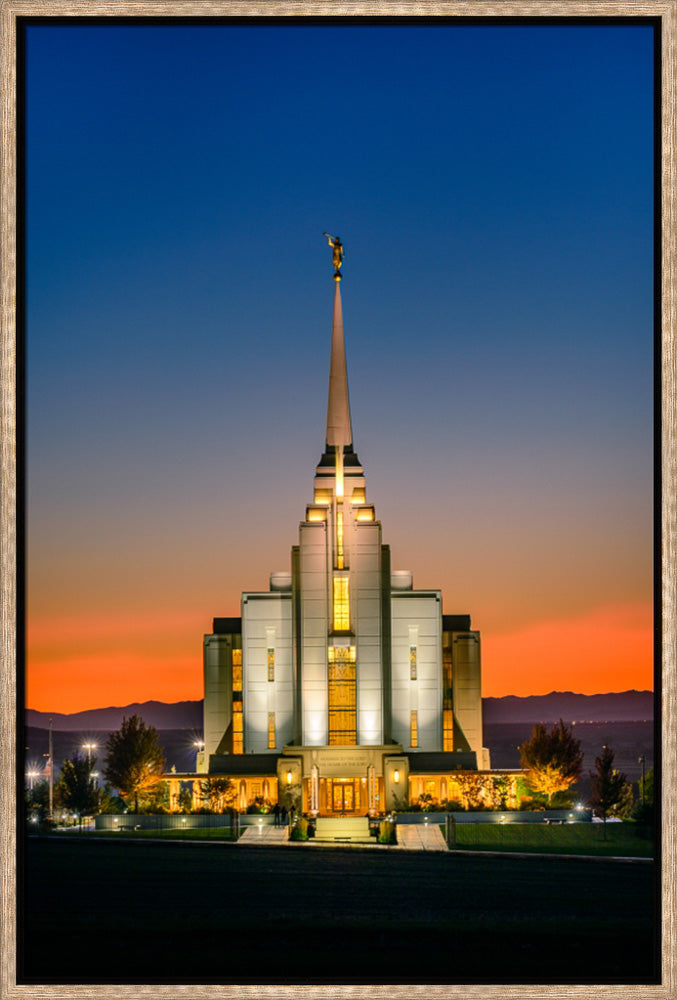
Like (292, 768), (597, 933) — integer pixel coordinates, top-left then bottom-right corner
(638, 755), (646, 804)
(82, 742), (97, 764)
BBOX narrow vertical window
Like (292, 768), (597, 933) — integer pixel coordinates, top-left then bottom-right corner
(232, 648), (243, 754)
(268, 712), (276, 750)
(336, 510), (344, 569)
(267, 647), (275, 682)
(443, 646), (453, 751)
(410, 710), (419, 748)
(328, 646), (357, 745)
(410, 645), (417, 680)
(333, 576), (350, 631)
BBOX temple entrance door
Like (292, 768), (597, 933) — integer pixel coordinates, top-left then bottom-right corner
(331, 780), (356, 815)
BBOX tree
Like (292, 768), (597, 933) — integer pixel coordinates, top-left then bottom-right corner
(638, 765), (654, 806)
(198, 776), (235, 813)
(518, 719), (583, 806)
(25, 779), (51, 826)
(103, 715), (167, 813)
(55, 752), (100, 824)
(633, 765), (654, 826)
(589, 744), (631, 839)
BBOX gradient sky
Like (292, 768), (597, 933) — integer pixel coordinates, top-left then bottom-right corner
(25, 22), (655, 713)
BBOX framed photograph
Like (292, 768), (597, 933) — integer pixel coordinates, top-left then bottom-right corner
(2, 3), (673, 998)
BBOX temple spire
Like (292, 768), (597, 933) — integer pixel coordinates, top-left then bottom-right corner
(326, 280), (353, 449)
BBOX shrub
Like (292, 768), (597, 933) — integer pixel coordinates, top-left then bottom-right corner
(441, 799), (464, 812)
(290, 815), (308, 841)
(377, 819), (397, 844)
(246, 797), (272, 814)
(518, 796), (546, 811)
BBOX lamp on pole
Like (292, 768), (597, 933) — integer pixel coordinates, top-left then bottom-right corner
(26, 770), (39, 791)
(638, 755), (646, 804)
(82, 742), (97, 764)
(48, 718), (53, 821)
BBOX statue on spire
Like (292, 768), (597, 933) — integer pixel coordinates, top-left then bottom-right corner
(323, 233), (345, 280)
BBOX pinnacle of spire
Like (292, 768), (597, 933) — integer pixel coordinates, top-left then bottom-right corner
(325, 282), (353, 450)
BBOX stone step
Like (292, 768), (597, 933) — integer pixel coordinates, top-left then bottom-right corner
(314, 816), (370, 841)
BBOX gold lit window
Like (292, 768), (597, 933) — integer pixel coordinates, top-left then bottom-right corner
(336, 511), (344, 568)
(443, 710), (454, 751)
(333, 576), (350, 631)
(268, 712), (276, 750)
(410, 710), (419, 748)
(267, 648), (275, 681)
(232, 703), (243, 754)
(443, 647), (453, 751)
(328, 646), (357, 745)
(410, 646), (417, 680)
(232, 648), (243, 754)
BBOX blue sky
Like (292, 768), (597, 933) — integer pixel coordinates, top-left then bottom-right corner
(24, 22), (655, 709)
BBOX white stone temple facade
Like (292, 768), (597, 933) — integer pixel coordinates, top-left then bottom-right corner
(198, 258), (491, 815)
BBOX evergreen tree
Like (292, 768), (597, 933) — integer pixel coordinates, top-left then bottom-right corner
(590, 744), (631, 839)
(55, 752), (100, 824)
(518, 719), (583, 806)
(103, 715), (167, 813)
(25, 779), (51, 825)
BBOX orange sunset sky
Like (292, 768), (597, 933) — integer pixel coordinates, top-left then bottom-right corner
(25, 24), (654, 714)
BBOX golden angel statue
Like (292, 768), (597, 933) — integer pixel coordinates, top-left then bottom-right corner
(322, 233), (345, 277)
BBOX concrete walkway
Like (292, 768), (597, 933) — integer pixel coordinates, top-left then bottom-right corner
(238, 822), (448, 851)
(239, 825), (289, 844)
(392, 823), (448, 851)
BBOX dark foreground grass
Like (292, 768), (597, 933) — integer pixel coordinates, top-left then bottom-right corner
(56, 826), (236, 841)
(446, 821), (654, 857)
(21, 838), (658, 985)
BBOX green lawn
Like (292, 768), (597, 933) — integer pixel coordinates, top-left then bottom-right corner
(444, 821), (653, 856)
(54, 825), (237, 841)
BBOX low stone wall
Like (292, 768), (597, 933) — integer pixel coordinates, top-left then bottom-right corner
(94, 814), (235, 831)
(396, 809), (592, 824)
(239, 814), (277, 827)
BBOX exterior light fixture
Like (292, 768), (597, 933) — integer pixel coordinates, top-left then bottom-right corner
(394, 770), (400, 784)
(287, 770), (292, 785)
(181, 817), (187, 824)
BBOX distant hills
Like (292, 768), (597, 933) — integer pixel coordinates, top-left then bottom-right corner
(482, 690), (653, 724)
(26, 690), (653, 731)
(26, 700), (203, 732)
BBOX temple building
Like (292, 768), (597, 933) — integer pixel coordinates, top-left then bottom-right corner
(196, 240), (493, 815)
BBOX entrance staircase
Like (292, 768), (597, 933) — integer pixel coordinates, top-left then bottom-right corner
(314, 816), (371, 843)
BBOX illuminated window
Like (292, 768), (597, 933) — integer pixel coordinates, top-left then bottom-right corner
(336, 510), (344, 568)
(232, 648), (243, 754)
(443, 710), (453, 751)
(267, 648), (275, 682)
(268, 713), (276, 750)
(443, 647), (453, 751)
(328, 646), (357, 745)
(306, 506), (327, 522)
(410, 646), (417, 680)
(333, 576), (350, 631)
(410, 710), (419, 748)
